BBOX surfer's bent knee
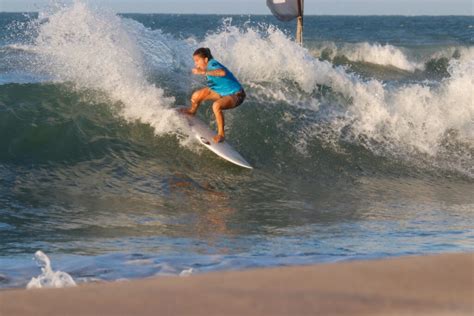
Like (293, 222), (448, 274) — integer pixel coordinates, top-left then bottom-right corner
(191, 88), (206, 103)
(191, 93), (200, 104)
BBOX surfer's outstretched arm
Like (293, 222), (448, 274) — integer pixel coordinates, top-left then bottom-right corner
(196, 68), (226, 77)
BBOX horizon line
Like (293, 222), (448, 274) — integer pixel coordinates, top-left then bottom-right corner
(0, 11), (471, 17)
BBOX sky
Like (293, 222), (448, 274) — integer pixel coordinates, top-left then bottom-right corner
(1, 0), (472, 15)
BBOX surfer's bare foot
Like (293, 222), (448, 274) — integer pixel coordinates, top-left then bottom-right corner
(213, 134), (224, 143)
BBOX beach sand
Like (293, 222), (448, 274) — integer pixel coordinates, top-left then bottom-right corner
(1, 253), (472, 315)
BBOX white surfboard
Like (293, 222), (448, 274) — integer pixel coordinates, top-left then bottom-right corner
(177, 107), (253, 169)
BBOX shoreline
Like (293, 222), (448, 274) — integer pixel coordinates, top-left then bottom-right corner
(0, 253), (472, 315)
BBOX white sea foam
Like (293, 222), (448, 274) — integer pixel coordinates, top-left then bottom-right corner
(312, 42), (421, 71)
(425, 46), (474, 65)
(31, 1), (190, 141)
(27, 251), (76, 289)
(179, 268), (193, 277)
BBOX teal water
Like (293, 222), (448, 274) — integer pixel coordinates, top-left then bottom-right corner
(0, 3), (473, 288)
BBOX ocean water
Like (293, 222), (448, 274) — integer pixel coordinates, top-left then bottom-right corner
(0, 1), (473, 289)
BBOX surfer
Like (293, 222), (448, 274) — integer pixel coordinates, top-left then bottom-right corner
(180, 47), (246, 143)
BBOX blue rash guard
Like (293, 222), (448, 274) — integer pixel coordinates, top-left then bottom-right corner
(206, 59), (243, 96)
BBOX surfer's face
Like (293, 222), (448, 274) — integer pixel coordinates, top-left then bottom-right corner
(193, 55), (208, 70)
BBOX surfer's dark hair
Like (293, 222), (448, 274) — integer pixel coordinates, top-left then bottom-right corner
(193, 47), (213, 60)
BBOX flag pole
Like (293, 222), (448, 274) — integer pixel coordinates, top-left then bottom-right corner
(296, 0), (303, 45)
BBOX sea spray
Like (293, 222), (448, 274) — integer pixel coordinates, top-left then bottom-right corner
(312, 42), (421, 72)
(27, 251), (76, 289)
(29, 1), (191, 143)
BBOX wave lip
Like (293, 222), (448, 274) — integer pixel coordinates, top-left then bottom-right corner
(25, 1), (191, 141)
(314, 42), (421, 72)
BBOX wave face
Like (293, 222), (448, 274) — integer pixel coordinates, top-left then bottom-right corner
(0, 3), (473, 289)
(1, 4), (472, 178)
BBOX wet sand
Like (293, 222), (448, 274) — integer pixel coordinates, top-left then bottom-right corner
(1, 253), (472, 316)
